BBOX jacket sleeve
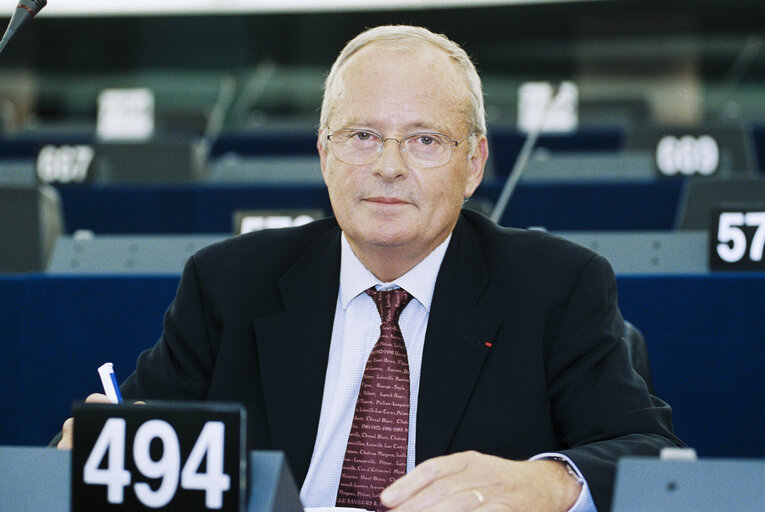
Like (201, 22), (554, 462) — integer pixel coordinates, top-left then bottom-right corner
(121, 253), (219, 401)
(545, 254), (684, 511)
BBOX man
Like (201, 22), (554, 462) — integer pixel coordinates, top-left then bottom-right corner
(59, 25), (682, 511)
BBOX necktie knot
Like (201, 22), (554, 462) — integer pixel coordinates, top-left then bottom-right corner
(366, 287), (413, 324)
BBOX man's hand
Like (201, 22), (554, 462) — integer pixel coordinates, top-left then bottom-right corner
(380, 451), (582, 512)
(56, 393), (115, 450)
(56, 393), (145, 450)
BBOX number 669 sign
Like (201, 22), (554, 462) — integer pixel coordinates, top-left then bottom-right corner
(72, 402), (246, 512)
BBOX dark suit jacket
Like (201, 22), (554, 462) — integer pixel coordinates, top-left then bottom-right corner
(121, 209), (682, 511)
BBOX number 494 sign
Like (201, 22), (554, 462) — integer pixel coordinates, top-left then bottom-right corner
(72, 402), (246, 512)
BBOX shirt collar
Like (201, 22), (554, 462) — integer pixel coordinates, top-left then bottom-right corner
(339, 232), (451, 312)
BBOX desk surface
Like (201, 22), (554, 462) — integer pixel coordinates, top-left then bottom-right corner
(612, 457), (765, 511)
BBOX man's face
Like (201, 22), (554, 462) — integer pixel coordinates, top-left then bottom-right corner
(318, 44), (488, 268)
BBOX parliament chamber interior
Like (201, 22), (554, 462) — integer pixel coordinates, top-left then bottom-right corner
(0, 0), (763, 510)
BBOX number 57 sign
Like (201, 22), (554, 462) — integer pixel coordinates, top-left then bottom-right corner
(72, 402), (246, 512)
(710, 209), (765, 271)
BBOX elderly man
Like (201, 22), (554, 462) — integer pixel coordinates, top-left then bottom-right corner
(59, 25), (682, 512)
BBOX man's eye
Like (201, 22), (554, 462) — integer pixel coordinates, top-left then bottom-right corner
(418, 135), (434, 145)
(354, 131), (373, 141)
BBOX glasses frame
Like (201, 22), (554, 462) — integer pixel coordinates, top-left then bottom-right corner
(325, 127), (473, 168)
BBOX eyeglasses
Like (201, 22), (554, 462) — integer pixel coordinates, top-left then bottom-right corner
(326, 128), (472, 168)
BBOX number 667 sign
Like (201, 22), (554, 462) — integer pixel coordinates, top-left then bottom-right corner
(72, 402), (246, 512)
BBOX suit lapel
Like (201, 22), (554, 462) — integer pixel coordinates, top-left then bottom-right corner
(252, 225), (341, 484)
(416, 216), (502, 463)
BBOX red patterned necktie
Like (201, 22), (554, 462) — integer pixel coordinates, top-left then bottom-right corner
(336, 287), (413, 511)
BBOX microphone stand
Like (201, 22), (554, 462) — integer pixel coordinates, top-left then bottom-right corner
(490, 84), (558, 224)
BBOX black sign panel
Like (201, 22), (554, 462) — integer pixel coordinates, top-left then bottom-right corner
(233, 209), (324, 235)
(72, 402), (246, 512)
(627, 125), (753, 177)
(709, 208), (765, 271)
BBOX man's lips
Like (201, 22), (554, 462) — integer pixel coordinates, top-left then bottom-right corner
(364, 196), (410, 205)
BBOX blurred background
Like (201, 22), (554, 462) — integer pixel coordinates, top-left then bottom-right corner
(1, 0), (764, 241)
(0, 0), (763, 464)
(1, 0), (764, 242)
(2, 0), (764, 133)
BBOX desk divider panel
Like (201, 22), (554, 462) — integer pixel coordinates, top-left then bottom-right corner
(46, 231), (709, 276)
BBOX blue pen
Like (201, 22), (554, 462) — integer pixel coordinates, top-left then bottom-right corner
(97, 362), (123, 404)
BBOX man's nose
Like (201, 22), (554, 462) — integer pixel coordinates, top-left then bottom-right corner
(375, 138), (409, 180)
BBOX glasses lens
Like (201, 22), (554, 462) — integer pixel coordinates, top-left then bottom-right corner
(330, 130), (381, 165)
(329, 129), (456, 168)
(402, 133), (453, 168)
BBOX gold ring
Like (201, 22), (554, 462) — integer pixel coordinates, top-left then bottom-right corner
(471, 489), (485, 505)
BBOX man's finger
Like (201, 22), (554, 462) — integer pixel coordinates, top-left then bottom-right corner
(57, 393), (123, 450)
(385, 470), (487, 512)
(57, 417), (74, 450)
(85, 393), (111, 403)
(415, 487), (489, 512)
(381, 452), (472, 507)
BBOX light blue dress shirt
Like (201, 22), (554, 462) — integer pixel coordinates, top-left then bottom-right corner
(300, 233), (595, 511)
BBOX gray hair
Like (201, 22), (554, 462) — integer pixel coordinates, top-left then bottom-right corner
(320, 25), (486, 142)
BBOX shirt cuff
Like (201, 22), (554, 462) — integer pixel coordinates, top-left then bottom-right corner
(529, 452), (597, 512)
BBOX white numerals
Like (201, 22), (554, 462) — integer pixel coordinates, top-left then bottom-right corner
(36, 145), (94, 184)
(717, 212), (747, 262)
(181, 422), (230, 509)
(83, 418), (132, 503)
(133, 420), (181, 508)
(717, 212), (765, 263)
(656, 135), (719, 176)
(82, 419), (229, 509)
(745, 212), (765, 262)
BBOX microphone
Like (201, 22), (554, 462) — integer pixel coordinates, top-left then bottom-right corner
(0, 0), (47, 56)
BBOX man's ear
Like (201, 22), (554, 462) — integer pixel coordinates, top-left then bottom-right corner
(317, 131), (329, 181)
(464, 135), (489, 198)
